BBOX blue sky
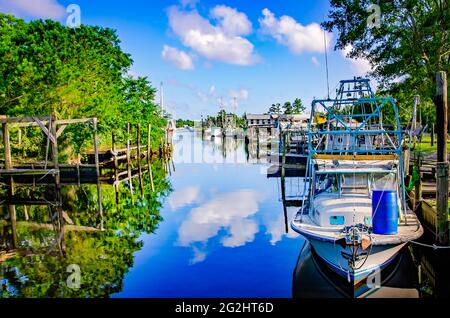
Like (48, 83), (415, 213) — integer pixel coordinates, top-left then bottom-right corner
(0, 0), (372, 119)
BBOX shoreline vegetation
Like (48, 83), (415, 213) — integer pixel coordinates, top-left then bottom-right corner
(0, 14), (168, 163)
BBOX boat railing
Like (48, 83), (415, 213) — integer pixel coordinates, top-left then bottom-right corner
(299, 78), (407, 220)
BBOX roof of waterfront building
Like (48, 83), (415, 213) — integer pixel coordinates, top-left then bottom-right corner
(245, 114), (272, 120)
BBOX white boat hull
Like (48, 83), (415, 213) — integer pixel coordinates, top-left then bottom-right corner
(307, 236), (406, 284)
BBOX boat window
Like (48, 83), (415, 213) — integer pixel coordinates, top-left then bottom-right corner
(330, 216), (345, 225)
(364, 216), (372, 226)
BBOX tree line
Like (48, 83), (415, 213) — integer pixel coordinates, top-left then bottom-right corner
(268, 98), (305, 114)
(0, 14), (167, 160)
(323, 0), (449, 129)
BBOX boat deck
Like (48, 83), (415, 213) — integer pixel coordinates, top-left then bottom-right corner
(292, 211), (423, 245)
(314, 159), (397, 174)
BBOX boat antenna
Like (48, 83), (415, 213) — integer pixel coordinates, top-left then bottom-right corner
(323, 29), (330, 100)
(160, 81), (165, 113)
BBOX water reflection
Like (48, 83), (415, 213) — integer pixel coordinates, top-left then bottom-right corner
(0, 160), (171, 298)
(293, 241), (423, 298)
(2, 129), (449, 298)
(177, 189), (265, 264)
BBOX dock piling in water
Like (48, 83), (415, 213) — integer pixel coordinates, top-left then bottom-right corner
(435, 71), (449, 245)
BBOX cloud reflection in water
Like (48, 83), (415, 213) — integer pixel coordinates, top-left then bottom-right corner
(177, 189), (266, 264)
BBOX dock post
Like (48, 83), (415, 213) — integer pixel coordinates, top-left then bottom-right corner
(93, 118), (104, 231)
(2, 119), (17, 248)
(126, 138), (133, 194)
(431, 124), (434, 147)
(112, 132), (119, 203)
(2, 119), (12, 171)
(414, 158), (423, 210)
(435, 71), (449, 245)
(137, 123), (144, 199)
(147, 124), (154, 192)
(282, 131), (287, 180)
(280, 175), (288, 234)
(256, 127), (260, 160)
(51, 114), (65, 251)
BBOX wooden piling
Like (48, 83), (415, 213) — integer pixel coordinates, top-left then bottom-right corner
(147, 124), (155, 192)
(256, 127), (260, 160)
(435, 71), (449, 245)
(2, 118), (18, 249)
(282, 131), (287, 180)
(431, 124), (434, 147)
(93, 118), (104, 231)
(436, 71), (448, 163)
(280, 176), (289, 234)
(50, 114), (65, 250)
(2, 119), (12, 171)
(137, 124), (144, 199)
(112, 133), (120, 203)
(126, 138), (133, 194)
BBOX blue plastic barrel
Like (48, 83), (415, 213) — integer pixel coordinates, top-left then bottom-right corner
(372, 190), (399, 235)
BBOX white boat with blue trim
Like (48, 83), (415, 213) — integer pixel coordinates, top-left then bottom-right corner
(291, 78), (423, 289)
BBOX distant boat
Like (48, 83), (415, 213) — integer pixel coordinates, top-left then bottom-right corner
(291, 78), (423, 286)
(210, 126), (223, 138)
(224, 127), (237, 138)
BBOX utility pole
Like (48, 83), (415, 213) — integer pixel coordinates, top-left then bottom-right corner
(435, 71), (449, 245)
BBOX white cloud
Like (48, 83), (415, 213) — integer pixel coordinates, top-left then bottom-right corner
(265, 210), (299, 245)
(177, 190), (265, 256)
(311, 56), (320, 67)
(259, 8), (332, 54)
(190, 246), (207, 265)
(0, 0), (65, 19)
(168, 186), (201, 211)
(162, 45), (195, 70)
(210, 5), (252, 36)
(167, 5), (258, 66)
(341, 44), (372, 75)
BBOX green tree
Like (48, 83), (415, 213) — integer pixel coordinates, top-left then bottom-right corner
(293, 98), (305, 114)
(0, 14), (167, 159)
(283, 101), (293, 114)
(269, 103), (281, 114)
(323, 0), (449, 125)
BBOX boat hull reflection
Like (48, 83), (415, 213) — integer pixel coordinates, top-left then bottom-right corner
(293, 241), (420, 298)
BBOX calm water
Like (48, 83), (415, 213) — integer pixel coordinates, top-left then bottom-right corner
(113, 130), (305, 297)
(1, 129), (449, 298)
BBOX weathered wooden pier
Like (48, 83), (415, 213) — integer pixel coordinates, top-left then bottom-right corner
(1, 115), (174, 245)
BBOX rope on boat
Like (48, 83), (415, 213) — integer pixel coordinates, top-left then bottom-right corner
(410, 240), (450, 250)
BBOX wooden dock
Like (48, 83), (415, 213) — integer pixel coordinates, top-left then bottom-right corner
(1, 115), (174, 240)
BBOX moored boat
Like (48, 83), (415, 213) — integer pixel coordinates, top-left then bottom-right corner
(291, 78), (423, 287)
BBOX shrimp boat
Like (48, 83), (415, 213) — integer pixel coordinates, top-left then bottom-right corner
(291, 78), (423, 289)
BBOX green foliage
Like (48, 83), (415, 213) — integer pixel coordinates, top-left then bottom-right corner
(293, 98), (305, 114)
(0, 14), (166, 159)
(283, 102), (293, 114)
(268, 103), (282, 114)
(269, 98), (305, 114)
(176, 119), (195, 128)
(204, 110), (246, 128)
(323, 0), (449, 125)
(0, 159), (171, 298)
